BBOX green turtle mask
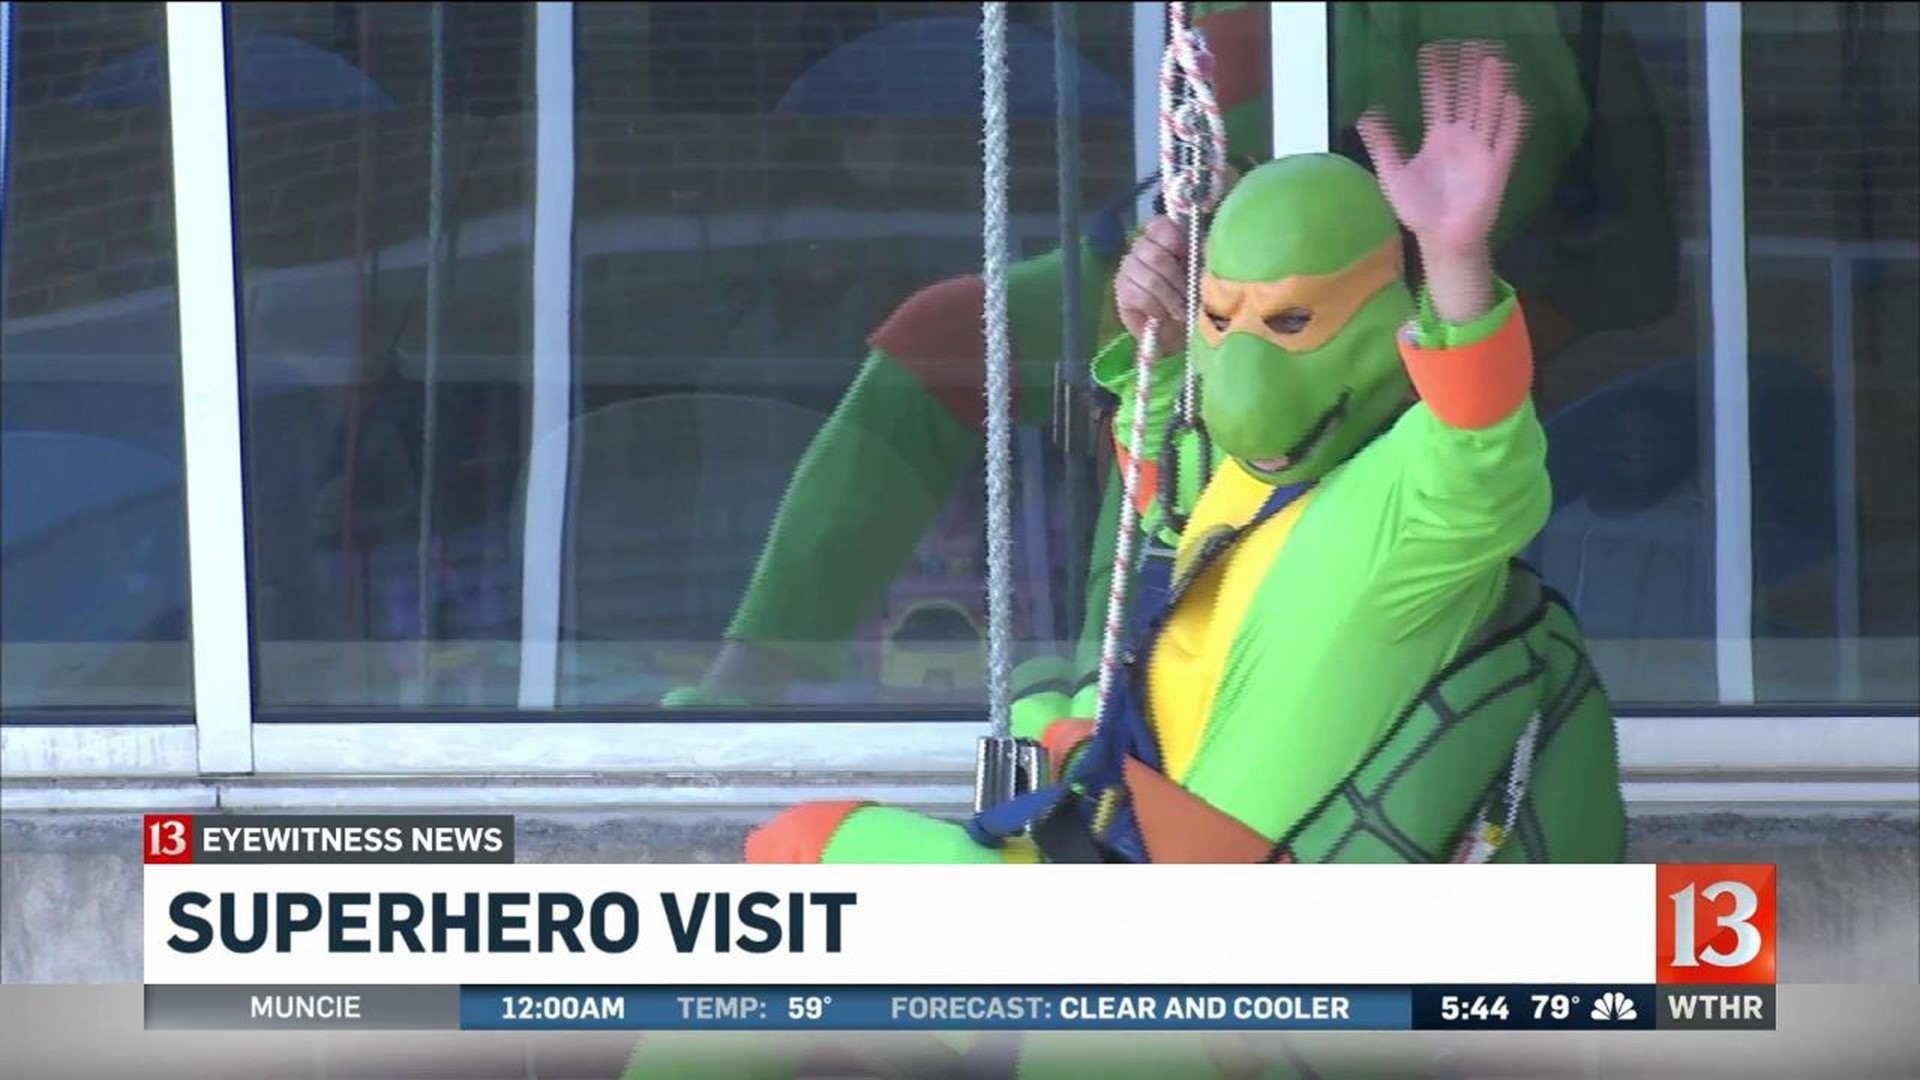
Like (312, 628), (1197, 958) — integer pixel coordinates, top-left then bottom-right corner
(1192, 154), (1415, 486)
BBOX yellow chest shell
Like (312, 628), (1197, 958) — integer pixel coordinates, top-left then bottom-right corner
(1147, 462), (1315, 782)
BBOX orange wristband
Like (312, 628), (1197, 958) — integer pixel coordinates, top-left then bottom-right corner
(1399, 302), (1535, 430)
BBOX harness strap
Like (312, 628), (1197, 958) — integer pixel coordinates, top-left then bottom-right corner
(964, 478), (1312, 855)
(963, 784), (1067, 847)
(1030, 795), (1111, 864)
(1124, 755), (1270, 863)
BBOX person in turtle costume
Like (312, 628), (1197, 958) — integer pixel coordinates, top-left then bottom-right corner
(740, 35), (1624, 868)
(623, 35), (1626, 1080)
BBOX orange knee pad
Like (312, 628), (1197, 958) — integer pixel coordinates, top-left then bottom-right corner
(743, 800), (867, 864)
(1041, 718), (1096, 782)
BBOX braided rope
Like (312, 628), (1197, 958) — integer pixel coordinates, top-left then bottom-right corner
(1158, 1), (1225, 424)
(1093, 2), (1228, 733)
(1093, 322), (1160, 724)
(1155, 2), (1228, 228)
(979, 2), (1016, 739)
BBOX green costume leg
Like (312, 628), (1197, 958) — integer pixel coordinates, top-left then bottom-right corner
(719, 353), (982, 682)
(677, 243), (1118, 701)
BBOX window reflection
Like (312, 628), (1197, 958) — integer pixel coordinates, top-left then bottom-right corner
(572, 4), (1132, 710)
(1333, 2), (1709, 702)
(20, 2), (1902, 717)
(1742, 2), (1919, 705)
(233, 2), (1135, 710)
(230, 3), (531, 708)
(0, 2), (192, 712)
(1332, 1), (1918, 708)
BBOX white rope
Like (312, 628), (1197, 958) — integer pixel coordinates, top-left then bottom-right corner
(1158, 1), (1224, 425)
(1092, 1), (1226, 732)
(1094, 325), (1160, 723)
(1178, 206), (1205, 424)
(979, 1), (1016, 739)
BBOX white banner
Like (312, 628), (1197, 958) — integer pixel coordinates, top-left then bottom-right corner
(144, 864), (1658, 986)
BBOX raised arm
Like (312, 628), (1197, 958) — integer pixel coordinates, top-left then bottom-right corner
(1357, 42), (1552, 626)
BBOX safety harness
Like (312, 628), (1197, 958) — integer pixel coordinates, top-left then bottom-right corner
(966, 478), (1312, 859)
(966, 477), (1569, 866)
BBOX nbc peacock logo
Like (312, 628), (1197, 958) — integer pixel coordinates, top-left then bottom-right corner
(1589, 991), (1638, 1022)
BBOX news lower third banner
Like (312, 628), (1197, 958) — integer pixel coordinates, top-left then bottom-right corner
(140, 814), (1777, 1033)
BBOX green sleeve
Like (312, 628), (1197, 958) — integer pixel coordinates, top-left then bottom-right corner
(1010, 655), (1076, 741)
(724, 351), (978, 677)
(1370, 279), (1552, 628)
(1409, 278), (1516, 349)
(1090, 335), (1218, 545)
(1090, 333), (1186, 464)
(1070, 467), (1124, 704)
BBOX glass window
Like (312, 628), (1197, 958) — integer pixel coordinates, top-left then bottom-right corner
(1742, 2), (1919, 706)
(231, 2), (1137, 712)
(0, 2), (192, 714)
(1332, 2), (1711, 704)
(227, 2), (536, 709)
(1330, 1), (1919, 711)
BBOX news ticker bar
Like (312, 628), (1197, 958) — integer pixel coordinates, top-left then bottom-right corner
(144, 984), (1775, 1032)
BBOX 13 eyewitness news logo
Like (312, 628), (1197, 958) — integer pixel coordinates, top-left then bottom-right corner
(145, 814), (514, 864)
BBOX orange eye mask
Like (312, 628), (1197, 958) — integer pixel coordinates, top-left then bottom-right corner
(1197, 236), (1405, 353)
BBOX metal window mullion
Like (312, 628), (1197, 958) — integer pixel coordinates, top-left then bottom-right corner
(1131, 2), (1165, 223)
(1705, 2), (1755, 705)
(516, 1), (576, 709)
(1270, 2), (1331, 157)
(165, 2), (255, 773)
(1829, 256), (1862, 699)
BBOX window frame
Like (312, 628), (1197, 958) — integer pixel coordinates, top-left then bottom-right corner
(165, 0), (255, 774)
(1, 1), (1914, 817)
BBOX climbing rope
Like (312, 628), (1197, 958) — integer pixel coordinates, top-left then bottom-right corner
(972, 1), (1055, 814)
(979, 0), (1016, 742)
(1093, 322), (1159, 724)
(1157, 1), (1227, 428)
(1155, 1), (1226, 533)
(1093, 1), (1228, 733)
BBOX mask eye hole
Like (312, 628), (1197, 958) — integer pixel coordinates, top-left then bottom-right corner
(1205, 309), (1232, 333)
(1266, 308), (1312, 336)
